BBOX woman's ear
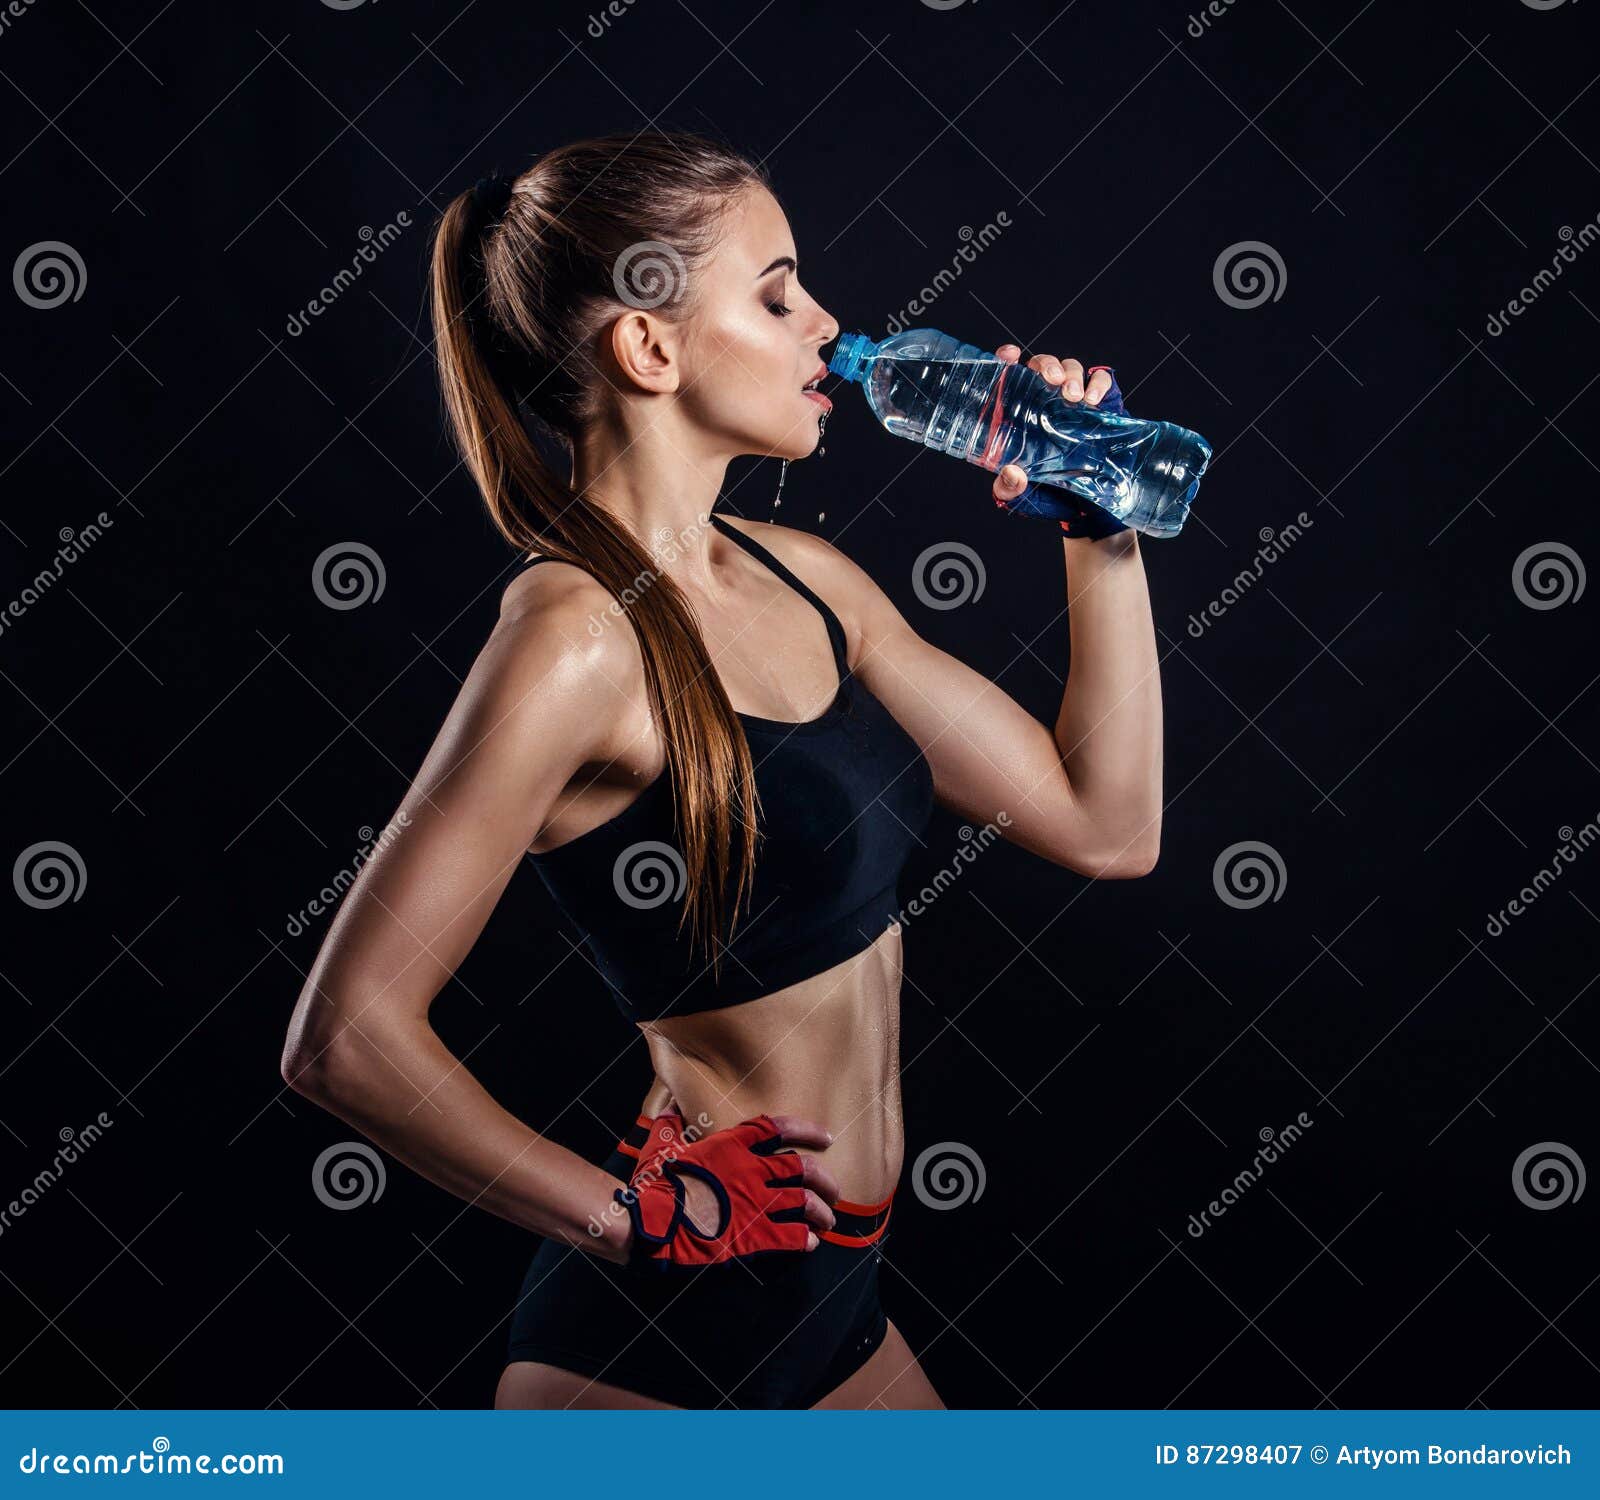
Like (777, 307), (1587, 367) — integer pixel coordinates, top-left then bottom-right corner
(609, 310), (681, 395)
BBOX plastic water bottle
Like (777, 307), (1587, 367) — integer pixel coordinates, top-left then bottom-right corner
(827, 327), (1213, 539)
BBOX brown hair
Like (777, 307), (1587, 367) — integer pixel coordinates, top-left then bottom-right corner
(430, 130), (769, 973)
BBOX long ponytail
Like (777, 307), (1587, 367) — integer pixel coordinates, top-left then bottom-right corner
(430, 132), (768, 974)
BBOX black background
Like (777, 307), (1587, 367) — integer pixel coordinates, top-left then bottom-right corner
(2, 0), (1597, 1411)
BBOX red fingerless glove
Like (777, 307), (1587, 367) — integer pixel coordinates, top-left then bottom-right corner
(615, 1111), (811, 1270)
(631, 1109), (688, 1183)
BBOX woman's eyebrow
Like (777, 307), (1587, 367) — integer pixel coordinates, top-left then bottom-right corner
(756, 255), (796, 278)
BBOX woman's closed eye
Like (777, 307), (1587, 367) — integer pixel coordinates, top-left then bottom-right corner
(766, 299), (793, 317)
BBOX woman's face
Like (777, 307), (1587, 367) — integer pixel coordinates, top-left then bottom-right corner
(673, 184), (840, 462)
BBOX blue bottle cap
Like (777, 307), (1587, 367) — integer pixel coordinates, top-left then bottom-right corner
(827, 331), (875, 384)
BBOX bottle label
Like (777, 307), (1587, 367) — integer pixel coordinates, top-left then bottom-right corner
(975, 364), (1010, 471)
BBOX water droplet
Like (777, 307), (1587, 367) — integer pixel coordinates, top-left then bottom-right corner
(771, 457), (789, 515)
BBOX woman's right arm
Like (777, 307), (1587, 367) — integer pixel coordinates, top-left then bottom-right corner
(280, 566), (643, 1263)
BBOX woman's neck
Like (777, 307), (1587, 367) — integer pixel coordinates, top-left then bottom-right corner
(571, 412), (735, 582)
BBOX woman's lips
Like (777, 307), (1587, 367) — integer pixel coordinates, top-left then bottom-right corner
(802, 389), (832, 412)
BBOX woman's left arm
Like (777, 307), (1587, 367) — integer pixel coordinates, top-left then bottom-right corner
(822, 349), (1162, 879)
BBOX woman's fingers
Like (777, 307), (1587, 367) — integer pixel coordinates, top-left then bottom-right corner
(1026, 352), (1063, 387)
(986, 350), (1111, 498)
(762, 1150), (840, 1209)
(993, 463), (1028, 503)
(800, 1188), (837, 1236)
(1004, 348), (1094, 399)
(787, 1152), (841, 1206)
(764, 1113), (834, 1153)
(1047, 356), (1086, 400)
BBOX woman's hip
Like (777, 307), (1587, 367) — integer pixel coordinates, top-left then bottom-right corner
(503, 1135), (894, 1408)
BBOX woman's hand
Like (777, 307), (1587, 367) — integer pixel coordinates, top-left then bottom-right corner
(990, 345), (1117, 505)
(615, 1110), (841, 1270)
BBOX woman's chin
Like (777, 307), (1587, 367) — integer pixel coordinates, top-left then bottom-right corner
(785, 423), (828, 460)
(757, 437), (820, 462)
(741, 408), (826, 462)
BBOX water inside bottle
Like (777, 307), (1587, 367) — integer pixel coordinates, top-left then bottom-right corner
(858, 351), (1207, 536)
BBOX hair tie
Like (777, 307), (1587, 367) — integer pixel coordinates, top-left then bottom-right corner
(470, 172), (516, 228)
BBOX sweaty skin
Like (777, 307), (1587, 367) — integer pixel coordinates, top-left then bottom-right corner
(637, 911), (905, 1205)
(511, 505), (911, 1208)
(286, 173), (1159, 1410)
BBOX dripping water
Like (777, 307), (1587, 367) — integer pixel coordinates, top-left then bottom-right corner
(771, 406), (831, 523)
(815, 407), (829, 525)
(770, 458), (787, 516)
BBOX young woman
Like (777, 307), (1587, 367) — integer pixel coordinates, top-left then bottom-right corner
(280, 131), (1162, 1410)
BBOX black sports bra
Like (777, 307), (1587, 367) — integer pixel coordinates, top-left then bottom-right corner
(522, 513), (935, 1023)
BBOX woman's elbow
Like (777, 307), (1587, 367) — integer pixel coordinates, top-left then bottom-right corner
(280, 997), (350, 1100)
(281, 1033), (335, 1099)
(1084, 847), (1159, 879)
(1111, 841), (1160, 878)
(1060, 826), (1160, 879)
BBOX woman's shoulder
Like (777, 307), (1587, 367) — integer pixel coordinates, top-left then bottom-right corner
(499, 551), (611, 625)
(491, 555), (646, 714)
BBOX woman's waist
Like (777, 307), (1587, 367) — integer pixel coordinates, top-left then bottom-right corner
(650, 1071), (904, 1207)
(635, 948), (905, 1203)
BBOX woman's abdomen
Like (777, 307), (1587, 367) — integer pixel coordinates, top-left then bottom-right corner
(638, 925), (905, 1204)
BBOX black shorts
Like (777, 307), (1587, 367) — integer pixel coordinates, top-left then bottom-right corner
(504, 1118), (895, 1408)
